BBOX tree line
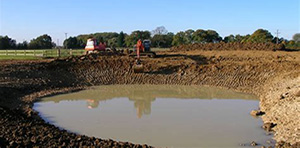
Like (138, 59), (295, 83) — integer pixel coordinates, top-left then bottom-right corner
(1, 27), (299, 49)
(0, 34), (55, 49)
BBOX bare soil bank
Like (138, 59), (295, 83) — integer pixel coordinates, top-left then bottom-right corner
(171, 42), (285, 51)
(0, 50), (299, 148)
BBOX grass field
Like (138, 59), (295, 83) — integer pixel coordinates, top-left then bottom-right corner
(0, 56), (43, 60)
(0, 48), (170, 60)
(0, 49), (85, 60)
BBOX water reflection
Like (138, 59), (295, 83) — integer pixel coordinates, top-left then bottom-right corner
(85, 97), (154, 118)
(132, 98), (154, 118)
(86, 99), (99, 109)
(35, 85), (274, 148)
(41, 85), (256, 118)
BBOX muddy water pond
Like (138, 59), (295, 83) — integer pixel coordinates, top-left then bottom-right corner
(34, 85), (273, 148)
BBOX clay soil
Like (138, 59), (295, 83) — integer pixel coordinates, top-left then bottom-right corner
(0, 50), (299, 148)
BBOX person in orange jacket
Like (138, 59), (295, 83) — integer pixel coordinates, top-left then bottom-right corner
(136, 39), (144, 59)
(137, 39), (144, 51)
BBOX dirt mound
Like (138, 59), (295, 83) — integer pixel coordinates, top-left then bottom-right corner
(60, 52), (125, 62)
(171, 42), (285, 51)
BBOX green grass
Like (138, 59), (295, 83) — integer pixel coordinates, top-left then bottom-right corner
(0, 49), (85, 60)
(0, 48), (169, 60)
(0, 56), (43, 60)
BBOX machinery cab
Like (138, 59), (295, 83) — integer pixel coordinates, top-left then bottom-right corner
(132, 39), (155, 73)
(130, 39), (156, 58)
(133, 39), (151, 52)
(85, 38), (106, 52)
(143, 40), (151, 52)
(85, 38), (99, 51)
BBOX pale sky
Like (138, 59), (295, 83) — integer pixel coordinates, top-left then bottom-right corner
(0, 0), (299, 44)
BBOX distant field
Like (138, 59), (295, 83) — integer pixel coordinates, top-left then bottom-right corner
(0, 48), (170, 60)
(0, 56), (43, 60)
(0, 49), (85, 60)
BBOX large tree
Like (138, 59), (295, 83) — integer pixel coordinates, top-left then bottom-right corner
(236, 34), (250, 43)
(172, 31), (188, 46)
(151, 33), (174, 48)
(75, 32), (119, 48)
(108, 37), (118, 48)
(64, 37), (80, 49)
(206, 30), (222, 42)
(223, 34), (251, 43)
(272, 37), (287, 44)
(117, 31), (125, 47)
(247, 29), (273, 43)
(0, 36), (16, 49)
(184, 29), (195, 44)
(223, 34), (235, 43)
(192, 29), (207, 43)
(192, 29), (221, 43)
(152, 26), (168, 36)
(28, 34), (53, 49)
(292, 33), (300, 42)
(94, 32), (119, 43)
(125, 30), (151, 47)
(16, 41), (28, 49)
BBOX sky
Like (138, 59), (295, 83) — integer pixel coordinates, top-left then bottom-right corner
(0, 0), (299, 44)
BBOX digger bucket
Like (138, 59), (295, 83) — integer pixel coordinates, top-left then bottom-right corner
(133, 64), (144, 73)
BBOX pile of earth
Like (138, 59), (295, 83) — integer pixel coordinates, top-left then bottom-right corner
(62, 51), (125, 62)
(171, 42), (285, 52)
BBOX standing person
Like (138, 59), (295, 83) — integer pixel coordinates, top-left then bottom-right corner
(133, 39), (144, 72)
(136, 39), (144, 59)
(136, 39), (144, 51)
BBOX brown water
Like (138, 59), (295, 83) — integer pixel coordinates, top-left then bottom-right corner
(34, 85), (274, 148)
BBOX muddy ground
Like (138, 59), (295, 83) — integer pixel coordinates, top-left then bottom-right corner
(0, 50), (299, 148)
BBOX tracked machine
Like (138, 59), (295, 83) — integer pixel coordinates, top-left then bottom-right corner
(84, 38), (106, 54)
(132, 39), (156, 73)
(84, 38), (154, 73)
(129, 40), (156, 58)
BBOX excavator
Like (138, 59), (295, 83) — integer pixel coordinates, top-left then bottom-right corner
(130, 39), (156, 58)
(85, 38), (154, 73)
(132, 39), (156, 73)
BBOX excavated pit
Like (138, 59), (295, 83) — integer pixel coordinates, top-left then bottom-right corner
(0, 50), (299, 147)
(33, 85), (275, 148)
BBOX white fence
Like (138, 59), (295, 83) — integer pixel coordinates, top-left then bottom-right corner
(0, 49), (85, 57)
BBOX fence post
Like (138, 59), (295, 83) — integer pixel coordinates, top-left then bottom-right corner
(70, 49), (72, 56)
(15, 50), (17, 56)
(24, 50), (26, 56)
(6, 50), (8, 56)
